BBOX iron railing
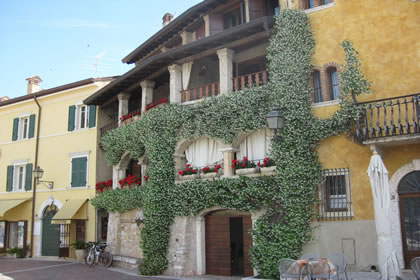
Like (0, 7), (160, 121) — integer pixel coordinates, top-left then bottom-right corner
(233, 70), (268, 92)
(317, 168), (353, 221)
(100, 121), (118, 138)
(355, 93), (420, 141)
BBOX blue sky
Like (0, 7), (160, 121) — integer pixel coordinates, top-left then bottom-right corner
(0, 0), (201, 99)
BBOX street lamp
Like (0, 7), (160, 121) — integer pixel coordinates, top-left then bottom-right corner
(266, 108), (285, 141)
(33, 166), (54, 189)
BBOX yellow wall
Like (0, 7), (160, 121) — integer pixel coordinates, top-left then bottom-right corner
(0, 81), (110, 257)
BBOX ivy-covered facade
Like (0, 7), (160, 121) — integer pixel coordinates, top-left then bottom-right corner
(85, 0), (420, 278)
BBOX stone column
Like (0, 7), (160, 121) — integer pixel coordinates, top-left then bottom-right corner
(217, 48), (234, 95)
(138, 155), (149, 186)
(244, 0), (250, 22)
(117, 92), (130, 126)
(169, 64), (183, 104)
(140, 80), (155, 114)
(181, 31), (195, 45)
(203, 15), (210, 37)
(107, 212), (121, 256)
(220, 147), (238, 177)
(112, 166), (126, 190)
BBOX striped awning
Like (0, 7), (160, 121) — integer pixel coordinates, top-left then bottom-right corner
(51, 199), (87, 224)
(0, 199), (29, 217)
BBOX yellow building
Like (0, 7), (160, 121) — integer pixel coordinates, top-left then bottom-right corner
(0, 76), (113, 258)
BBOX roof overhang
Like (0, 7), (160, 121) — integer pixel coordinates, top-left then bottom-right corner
(84, 16), (274, 105)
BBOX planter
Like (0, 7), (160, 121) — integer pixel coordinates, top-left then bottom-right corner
(75, 249), (87, 262)
(178, 174), (199, 181)
(201, 172), (219, 179)
(235, 167), (258, 175)
(242, 276), (271, 280)
(260, 166), (276, 173)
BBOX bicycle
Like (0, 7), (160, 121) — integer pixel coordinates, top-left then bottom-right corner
(84, 241), (113, 268)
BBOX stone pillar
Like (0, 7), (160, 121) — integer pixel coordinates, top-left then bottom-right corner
(138, 155), (149, 186)
(112, 166), (126, 190)
(244, 0), (250, 22)
(117, 92), (130, 126)
(169, 64), (183, 104)
(181, 31), (195, 45)
(203, 15), (210, 37)
(140, 80), (155, 114)
(220, 147), (238, 177)
(107, 212), (121, 256)
(217, 48), (234, 95)
(174, 153), (186, 171)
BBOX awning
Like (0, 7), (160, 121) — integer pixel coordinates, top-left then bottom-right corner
(0, 199), (29, 217)
(51, 199), (88, 224)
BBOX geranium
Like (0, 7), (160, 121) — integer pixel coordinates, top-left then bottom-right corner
(178, 164), (198, 176)
(145, 98), (168, 111)
(144, 176), (149, 182)
(257, 157), (276, 168)
(232, 157), (256, 170)
(119, 174), (141, 187)
(202, 164), (222, 174)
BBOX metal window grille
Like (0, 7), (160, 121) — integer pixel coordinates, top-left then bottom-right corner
(317, 168), (353, 220)
(59, 224), (70, 248)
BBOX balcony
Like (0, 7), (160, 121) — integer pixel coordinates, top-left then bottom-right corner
(355, 93), (420, 144)
(100, 121), (118, 138)
(181, 82), (220, 103)
(233, 70), (268, 92)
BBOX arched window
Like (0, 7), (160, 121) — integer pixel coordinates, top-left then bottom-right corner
(327, 67), (340, 100)
(185, 138), (223, 168)
(311, 70), (323, 103)
(237, 129), (273, 163)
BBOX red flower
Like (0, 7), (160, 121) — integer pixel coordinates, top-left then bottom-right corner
(232, 164), (235, 168)
(257, 162), (261, 166)
(232, 159), (237, 163)
(179, 171), (185, 176)
(242, 163), (246, 167)
(106, 179), (112, 186)
(186, 164), (191, 168)
(144, 176), (149, 182)
(243, 156), (248, 162)
(192, 169), (197, 174)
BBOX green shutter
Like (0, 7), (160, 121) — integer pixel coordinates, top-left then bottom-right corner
(71, 157), (87, 187)
(28, 114), (36, 138)
(25, 163), (33, 191)
(6, 165), (14, 192)
(12, 118), (19, 141)
(68, 105), (76, 131)
(88, 105), (96, 128)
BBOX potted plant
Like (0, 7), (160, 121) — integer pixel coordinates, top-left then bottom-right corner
(232, 157), (258, 175)
(119, 175), (141, 189)
(201, 164), (222, 179)
(258, 157), (276, 173)
(7, 246), (29, 258)
(178, 164), (199, 181)
(71, 240), (87, 262)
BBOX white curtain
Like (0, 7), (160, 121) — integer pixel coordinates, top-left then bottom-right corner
(185, 138), (223, 168)
(238, 129), (273, 162)
(182, 61), (193, 90)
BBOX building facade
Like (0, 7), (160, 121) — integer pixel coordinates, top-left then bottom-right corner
(85, 0), (420, 277)
(0, 77), (113, 258)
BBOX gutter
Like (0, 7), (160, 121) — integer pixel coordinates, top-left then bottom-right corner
(29, 93), (41, 258)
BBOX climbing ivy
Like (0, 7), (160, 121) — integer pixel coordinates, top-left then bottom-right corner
(92, 9), (369, 279)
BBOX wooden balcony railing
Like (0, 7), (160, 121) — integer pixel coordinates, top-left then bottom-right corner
(355, 93), (420, 141)
(233, 70), (268, 92)
(100, 121), (118, 138)
(181, 82), (220, 103)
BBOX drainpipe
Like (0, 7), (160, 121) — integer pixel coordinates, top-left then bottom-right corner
(30, 94), (41, 258)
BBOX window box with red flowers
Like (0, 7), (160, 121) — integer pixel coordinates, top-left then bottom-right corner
(258, 157), (276, 174)
(178, 164), (199, 181)
(95, 179), (113, 193)
(120, 111), (141, 125)
(119, 175), (141, 189)
(201, 164), (222, 179)
(144, 98), (168, 113)
(232, 157), (258, 175)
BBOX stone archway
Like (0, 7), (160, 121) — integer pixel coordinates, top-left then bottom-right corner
(389, 159), (420, 268)
(35, 198), (63, 256)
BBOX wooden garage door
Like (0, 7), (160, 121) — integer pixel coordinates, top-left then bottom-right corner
(206, 216), (231, 276)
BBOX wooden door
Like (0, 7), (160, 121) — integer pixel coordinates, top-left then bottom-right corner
(243, 215), (253, 276)
(41, 205), (60, 256)
(205, 216), (231, 276)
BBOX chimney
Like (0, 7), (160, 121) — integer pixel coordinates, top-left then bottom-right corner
(0, 96), (10, 102)
(26, 76), (43, 95)
(162, 13), (174, 27)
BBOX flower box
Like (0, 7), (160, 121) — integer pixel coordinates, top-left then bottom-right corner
(260, 166), (276, 173)
(178, 174), (199, 181)
(236, 167), (258, 175)
(201, 172), (219, 179)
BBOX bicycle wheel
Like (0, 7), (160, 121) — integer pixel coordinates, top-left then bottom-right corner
(84, 250), (96, 266)
(100, 251), (113, 268)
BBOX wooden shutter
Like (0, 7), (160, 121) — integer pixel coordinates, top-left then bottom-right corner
(28, 114), (36, 138)
(6, 165), (14, 192)
(25, 163), (33, 191)
(71, 157), (87, 187)
(68, 105), (76, 131)
(88, 105), (96, 128)
(12, 118), (19, 141)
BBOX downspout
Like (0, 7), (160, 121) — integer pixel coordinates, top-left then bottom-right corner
(30, 94), (41, 258)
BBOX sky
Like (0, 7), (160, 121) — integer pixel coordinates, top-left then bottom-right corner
(0, 0), (202, 99)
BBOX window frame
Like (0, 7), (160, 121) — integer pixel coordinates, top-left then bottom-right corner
(77, 104), (89, 130)
(6, 220), (27, 249)
(328, 67), (340, 100)
(69, 152), (90, 188)
(311, 70), (323, 103)
(19, 116), (30, 140)
(11, 161), (29, 192)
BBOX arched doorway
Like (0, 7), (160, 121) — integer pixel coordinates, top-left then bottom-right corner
(205, 210), (253, 277)
(41, 205), (60, 256)
(398, 171), (420, 266)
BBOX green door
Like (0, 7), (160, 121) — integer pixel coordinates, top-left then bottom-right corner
(41, 205), (60, 256)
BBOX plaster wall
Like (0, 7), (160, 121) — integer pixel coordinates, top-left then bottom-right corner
(188, 57), (219, 90)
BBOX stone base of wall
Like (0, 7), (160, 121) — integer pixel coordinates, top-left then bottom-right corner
(112, 255), (143, 271)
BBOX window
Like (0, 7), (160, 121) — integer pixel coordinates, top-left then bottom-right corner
(328, 67), (340, 100)
(12, 114), (35, 141)
(7, 221), (27, 249)
(68, 104), (96, 131)
(0, 221), (5, 249)
(71, 156), (88, 187)
(307, 0), (315, 8)
(6, 163), (33, 192)
(318, 168), (353, 220)
(311, 70), (323, 103)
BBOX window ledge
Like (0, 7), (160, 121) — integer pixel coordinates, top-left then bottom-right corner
(68, 186), (90, 190)
(311, 99), (340, 108)
(304, 2), (336, 14)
